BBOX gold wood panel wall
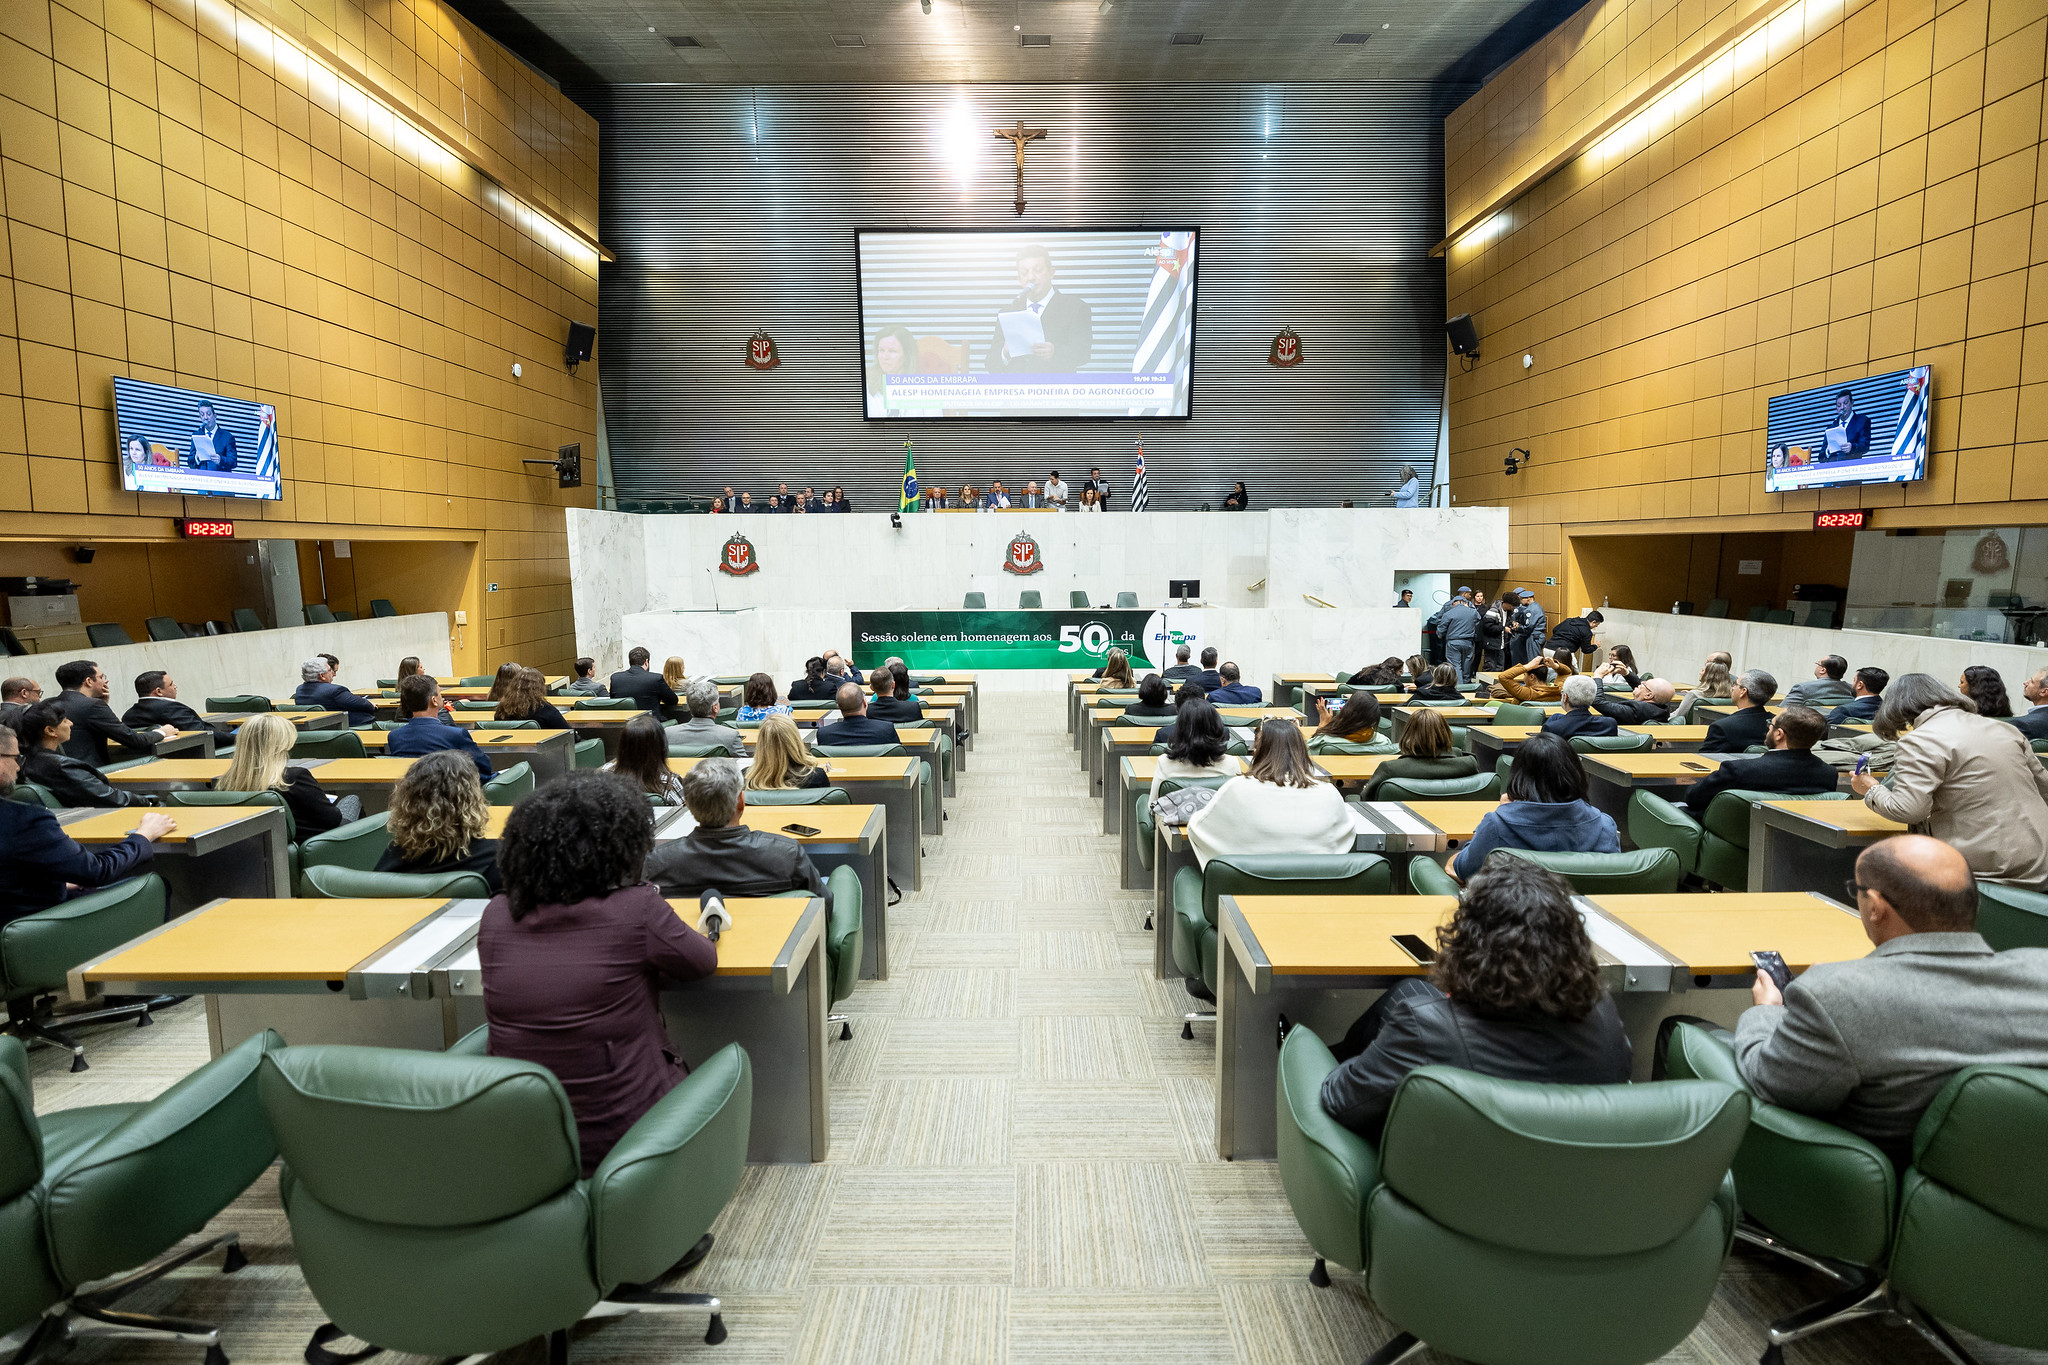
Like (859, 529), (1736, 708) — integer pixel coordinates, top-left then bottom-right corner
(1443, 0), (2047, 621)
(0, 0), (598, 672)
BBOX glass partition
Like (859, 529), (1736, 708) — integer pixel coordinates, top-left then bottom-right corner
(1845, 527), (2048, 644)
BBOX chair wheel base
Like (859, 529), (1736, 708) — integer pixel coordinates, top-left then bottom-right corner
(1309, 1257), (1330, 1287)
(69, 1052), (88, 1073)
(222, 1242), (247, 1274)
(1759, 1347), (1783, 1365)
(1180, 1021), (1193, 1040)
(705, 1314), (727, 1346)
(205, 1347), (228, 1365)
(839, 1021), (852, 1040)
(1143, 915), (1152, 931)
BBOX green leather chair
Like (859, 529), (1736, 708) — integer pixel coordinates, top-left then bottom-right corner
(369, 598), (396, 617)
(300, 866), (490, 899)
(573, 697), (637, 709)
(962, 592), (986, 608)
(1, 1030), (283, 1362)
(9, 780), (59, 808)
(667, 743), (740, 762)
(574, 738), (605, 768)
(258, 1039), (751, 1359)
(483, 761), (534, 806)
(454, 699), (499, 711)
(1373, 773), (1500, 802)
(297, 813), (394, 895)
(305, 603), (337, 624)
(1131, 773), (1233, 890)
(1570, 732), (1656, 754)
(813, 743), (935, 827)
(456, 675), (495, 687)
(290, 729), (367, 760)
(2, 876), (168, 1072)
(1494, 846), (1684, 894)
(1975, 881), (2048, 951)
(1172, 854), (1391, 1036)
(1115, 591), (1139, 608)
(1628, 791), (1704, 879)
(477, 719), (539, 730)
(895, 718), (955, 792)
(1405, 856), (1459, 896)
(744, 787), (851, 805)
(1307, 735), (1398, 756)
(1698, 789), (1848, 891)
(204, 694), (268, 712)
(1492, 702), (1547, 727)
(1071, 591), (1090, 608)
(1018, 591), (1042, 609)
(1664, 1023), (2048, 1363)
(1277, 1034), (1748, 1365)
(274, 703), (321, 713)
(772, 864), (863, 1036)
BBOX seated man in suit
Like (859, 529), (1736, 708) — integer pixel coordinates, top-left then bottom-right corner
(644, 759), (829, 900)
(814, 682), (902, 747)
(866, 669), (926, 723)
(385, 675), (493, 779)
(1590, 676), (1677, 726)
(293, 656), (378, 726)
(1733, 834), (2048, 1167)
(0, 675), (42, 731)
(1824, 666), (1888, 725)
(1162, 645), (1199, 683)
(1682, 705), (1838, 814)
(1784, 654), (1854, 711)
(1206, 662), (1262, 706)
(54, 660), (175, 765)
(2010, 667), (2048, 742)
(820, 652), (864, 690)
(1018, 481), (1047, 508)
(0, 725), (174, 925)
(123, 670), (229, 736)
(559, 657), (609, 698)
(667, 677), (744, 754)
(1541, 674), (1619, 738)
(1191, 647), (1222, 693)
(610, 646), (679, 713)
(1702, 669), (1778, 753)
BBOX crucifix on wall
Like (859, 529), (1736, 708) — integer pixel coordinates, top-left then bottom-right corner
(994, 119), (1047, 216)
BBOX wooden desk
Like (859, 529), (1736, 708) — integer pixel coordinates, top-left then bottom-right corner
(1271, 673), (1335, 708)
(1472, 725), (1714, 764)
(671, 755), (925, 894)
(1113, 755), (1248, 885)
(1580, 752), (1727, 787)
(202, 710), (345, 730)
(1749, 799), (1906, 894)
(653, 803), (891, 980)
(1699, 704), (1783, 720)
(357, 727), (576, 783)
(1588, 892), (1869, 977)
(57, 804), (292, 905)
(110, 756), (422, 815)
(154, 730), (218, 760)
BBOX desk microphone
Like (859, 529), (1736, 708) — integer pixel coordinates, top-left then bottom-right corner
(699, 888), (732, 941)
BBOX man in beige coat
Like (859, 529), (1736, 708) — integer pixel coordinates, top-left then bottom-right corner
(1852, 673), (2048, 888)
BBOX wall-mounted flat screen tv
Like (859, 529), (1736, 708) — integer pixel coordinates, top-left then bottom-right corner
(1764, 364), (1930, 494)
(856, 227), (1198, 420)
(113, 377), (283, 501)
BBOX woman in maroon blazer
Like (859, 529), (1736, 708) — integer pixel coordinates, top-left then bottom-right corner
(481, 771), (717, 1175)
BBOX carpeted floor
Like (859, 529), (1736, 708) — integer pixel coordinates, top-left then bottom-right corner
(20, 691), (2046, 1364)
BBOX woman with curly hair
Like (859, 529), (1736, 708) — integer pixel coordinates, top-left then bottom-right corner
(1318, 856), (1632, 1139)
(1959, 665), (2014, 719)
(493, 666), (569, 729)
(479, 770), (717, 1176)
(373, 749), (503, 892)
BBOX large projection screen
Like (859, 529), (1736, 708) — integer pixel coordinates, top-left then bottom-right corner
(856, 228), (1198, 420)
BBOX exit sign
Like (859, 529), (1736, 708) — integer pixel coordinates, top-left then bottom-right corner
(1814, 510), (1869, 530)
(177, 518), (235, 538)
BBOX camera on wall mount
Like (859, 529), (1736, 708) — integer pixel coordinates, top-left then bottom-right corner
(1503, 448), (1531, 477)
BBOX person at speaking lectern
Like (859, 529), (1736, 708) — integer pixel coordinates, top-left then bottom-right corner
(985, 244), (1093, 373)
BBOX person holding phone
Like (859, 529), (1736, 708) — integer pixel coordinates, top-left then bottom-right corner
(644, 758), (830, 903)
(1319, 856), (1632, 1139)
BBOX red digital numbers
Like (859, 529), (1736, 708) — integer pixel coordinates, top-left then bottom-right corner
(1812, 510), (1868, 530)
(179, 519), (235, 538)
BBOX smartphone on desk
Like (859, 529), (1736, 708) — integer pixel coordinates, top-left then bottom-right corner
(1391, 933), (1437, 965)
(1749, 950), (1792, 993)
(1680, 760), (1713, 772)
(781, 823), (822, 837)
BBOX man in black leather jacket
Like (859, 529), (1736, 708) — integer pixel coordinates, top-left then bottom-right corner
(18, 700), (159, 807)
(644, 759), (829, 904)
(1590, 676), (1678, 726)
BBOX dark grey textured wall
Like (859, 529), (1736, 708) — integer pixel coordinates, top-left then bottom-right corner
(597, 82), (1452, 510)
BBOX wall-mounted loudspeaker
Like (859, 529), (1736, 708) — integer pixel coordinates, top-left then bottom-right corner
(73, 546), (95, 564)
(1445, 314), (1480, 357)
(555, 444), (583, 489)
(564, 322), (597, 368)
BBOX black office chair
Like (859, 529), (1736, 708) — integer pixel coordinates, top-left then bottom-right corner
(144, 616), (188, 642)
(84, 623), (132, 647)
(369, 599), (397, 617)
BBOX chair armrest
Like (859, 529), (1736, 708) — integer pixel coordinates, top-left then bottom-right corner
(448, 1024), (490, 1056)
(589, 1044), (753, 1290)
(2, 875), (166, 997)
(42, 1029), (285, 1287)
(1275, 1026), (1379, 1275)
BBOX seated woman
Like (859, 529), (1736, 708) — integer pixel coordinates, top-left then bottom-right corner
(396, 656), (424, 682)
(17, 701), (157, 807)
(788, 657), (838, 703)
(1591, 644), (1642, 691)
(661, 657), (690, 720)
(606, 713), (685, 804)
(1186, 719), (1353, 868)
(1310, 692), (1396, 753)
(216, 712), (357, 832)
(1448, 732), (1619, 881)
(485, 661), (523, 702)
(1407, 663), (1467, 702)
(736, 672), (790, 723)
(1222, 480), (1249, 511)
(494, 667), (569, 729)
(374, 750), (504, 892)
(1124, 673), (1178, 720)
(747, 713), (830, 790)
(1960, 665), (2014, 718)
(480, 771), (718, 1177)
(1097, 648), (1136, 689)
(1672, 654), (1735, 722)
(1348, 656), (1406, 687)
(1318, 856), (1632, 1139)
(1402, 654), (1430, 685)
(1150, 696), (1237, 800)
(1360, 708), (1478, 797)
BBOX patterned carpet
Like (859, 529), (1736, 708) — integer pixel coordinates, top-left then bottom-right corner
(19, 692), (2045, 1364)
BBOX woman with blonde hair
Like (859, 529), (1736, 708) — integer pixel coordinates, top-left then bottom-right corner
(1100, 648), (1135, 689)
(746, 713), (829, 790)
(1185, 719), (1353, 868)
(1674, 654), (1736, 722)
(374, 750), (501, 891)
(494, 667), (569, 729)
(215, 712), (357, 832)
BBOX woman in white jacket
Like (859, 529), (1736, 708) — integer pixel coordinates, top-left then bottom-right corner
(1187, 718), (1355, 868)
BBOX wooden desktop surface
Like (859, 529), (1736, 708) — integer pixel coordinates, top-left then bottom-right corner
(667, 756), (916, 780)
(360, 730), (546, 749)
(1581, 753), (1729, 779)
(683, 805), (880, 843)
(201, 712), (340, 727)
(106, 759), (233, 786)
(1759, 799), (1907, 835)
(1391, 707), (1501, 724)
(740, 729), (939, 748)
(1590, 893), (1869, 974)
(62, 806), (273, 842)
(1626, 725), (1713, 743)
(83, 899), (437, 982)
(1406, 801), (1503, 841)
(1236, 896), (1458, 976)
(665, 898), (808, 976)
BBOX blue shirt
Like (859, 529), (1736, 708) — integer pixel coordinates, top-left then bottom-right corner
(1542, 709), (1619, 738)
(737, 703), (791, 723)
(1451, 799), (1620, 880)
(386, 714), (493, 778)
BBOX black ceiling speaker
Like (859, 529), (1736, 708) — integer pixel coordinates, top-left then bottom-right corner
(564, 322), (596, 368)
(73, 546), (95, 564)
(1445, 314), (1480, 357)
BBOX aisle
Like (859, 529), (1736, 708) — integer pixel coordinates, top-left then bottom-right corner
(21, 691), (2031, 1364)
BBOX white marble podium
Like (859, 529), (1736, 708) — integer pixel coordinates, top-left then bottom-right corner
(568, 507), (1510, 691)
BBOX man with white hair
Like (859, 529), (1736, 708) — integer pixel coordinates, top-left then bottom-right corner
(1703, 669), (1777, 753)
(1540, 673), (1619, 739)
(665, 676), (743, 754)
(290, 655), (377, 725)
(2017, 667), (2048, 743)
(643, 758), (829, 900)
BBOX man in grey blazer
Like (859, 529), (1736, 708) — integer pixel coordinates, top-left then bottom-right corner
(665, 677), (744, 755)
(1735, 834), (2048, 1164)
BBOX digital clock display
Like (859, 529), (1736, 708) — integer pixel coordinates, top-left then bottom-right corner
(1813, 510), (1868, 530)
(178, 519), (235, 538)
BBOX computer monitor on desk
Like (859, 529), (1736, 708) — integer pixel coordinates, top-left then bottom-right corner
(1168, 579), (1201, 607)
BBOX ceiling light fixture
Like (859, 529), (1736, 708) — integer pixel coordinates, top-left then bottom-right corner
(1337, 32), (1370, 43)
(1019, 33), (1051, 45)
(1170, 32), (1202, 44)
(921, 0), (931, 12)
(832, 32), (867, 46)
(666, 35), (702, 46)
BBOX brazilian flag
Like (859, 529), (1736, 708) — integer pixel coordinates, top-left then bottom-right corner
(900, 440), (920, 512)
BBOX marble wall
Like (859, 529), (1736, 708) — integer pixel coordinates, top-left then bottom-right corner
(5, 615), (453, 713)
(565, 509), (650, 675)
(1595, 610), (2048, 700)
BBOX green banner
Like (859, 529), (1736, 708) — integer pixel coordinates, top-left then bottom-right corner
(852, 610), (1158, 671)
